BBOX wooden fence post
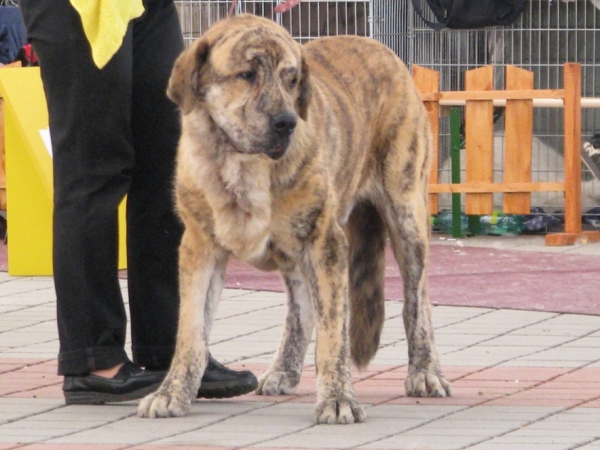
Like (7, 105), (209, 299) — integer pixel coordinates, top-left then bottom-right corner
(413, 65), (440, 215)
(465, 65), (494, 215)
(562, 62), (582, 235)
(503, 65), (534, 214)
(545, 63), (600, 245)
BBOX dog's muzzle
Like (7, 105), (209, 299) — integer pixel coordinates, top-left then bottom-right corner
(264, 111), (297, 160)
(271, 111), (297, 136)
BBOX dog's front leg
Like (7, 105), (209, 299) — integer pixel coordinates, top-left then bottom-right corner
(138, 229), (226, 418)
(257, 266), (315, 395)
(305, 223), (366, 424)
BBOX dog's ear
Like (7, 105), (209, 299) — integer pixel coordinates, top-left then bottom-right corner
(295, 55), (311, 121)
(167, 39), (210, 115)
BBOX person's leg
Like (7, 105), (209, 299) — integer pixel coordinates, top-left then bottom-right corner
(20, 0), (133, 375)
(127, 0), (258, 398)
(127, 0), (184, 370)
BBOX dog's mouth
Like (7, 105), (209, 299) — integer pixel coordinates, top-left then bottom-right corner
(225, 130), (292, 160)
(215, 118), (293, 160)
(263, 146), (287, 160)
(262, 136), (292, 160)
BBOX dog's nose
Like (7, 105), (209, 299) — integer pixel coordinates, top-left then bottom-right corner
(270, 111), (297, 136)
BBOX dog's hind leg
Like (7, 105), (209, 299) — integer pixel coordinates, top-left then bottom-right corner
(138, 227), (228, 418)
(346, 200), (387, 369)
(384, 187), (451, 398)
(256, 266), (314, 395)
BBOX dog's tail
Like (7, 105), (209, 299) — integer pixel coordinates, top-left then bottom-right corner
(347, 201), (386, 370)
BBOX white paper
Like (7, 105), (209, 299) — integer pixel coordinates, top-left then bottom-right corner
(39, 128), (52, 158)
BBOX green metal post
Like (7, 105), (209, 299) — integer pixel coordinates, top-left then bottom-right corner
(450, 107), (462, 237)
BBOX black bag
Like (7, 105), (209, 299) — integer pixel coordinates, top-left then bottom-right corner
(411, 0), (528, 31)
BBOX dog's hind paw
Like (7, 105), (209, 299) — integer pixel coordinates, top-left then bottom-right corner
(315, 396), (366, 424)
(137, 391), (192, 418)
(405, 371), (452, 398)
(256, 370), (299, 395)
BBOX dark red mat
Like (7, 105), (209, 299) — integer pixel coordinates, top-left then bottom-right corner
(224, 245), (600, 316)
(2, 242), (599, 315)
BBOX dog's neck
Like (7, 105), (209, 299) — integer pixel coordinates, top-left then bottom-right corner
(218, 153), (269, 213)
(209, 150), (274, 261)
(180, 113), (280, 261)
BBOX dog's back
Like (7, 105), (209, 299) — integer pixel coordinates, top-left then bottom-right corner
(302, 36), (429, 196)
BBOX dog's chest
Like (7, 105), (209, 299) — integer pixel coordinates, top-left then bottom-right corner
(214, 192), (308, 270)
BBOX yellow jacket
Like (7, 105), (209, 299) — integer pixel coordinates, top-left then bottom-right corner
(69, 0), (145, 69)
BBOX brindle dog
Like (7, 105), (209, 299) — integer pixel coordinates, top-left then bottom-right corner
(138, 14), (451, 424)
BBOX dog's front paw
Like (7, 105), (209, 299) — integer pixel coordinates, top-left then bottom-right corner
(137, 389), (192, 418)
(405, 371), (452, 398)
(256, 370), (299, 395)
(315, 396), (366, 424)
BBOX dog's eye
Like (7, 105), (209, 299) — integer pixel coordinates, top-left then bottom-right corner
(238, 70), (256, 82)
(290, 76), (299, 88)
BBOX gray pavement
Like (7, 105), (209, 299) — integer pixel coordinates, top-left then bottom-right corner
(1, 237), (600, 449)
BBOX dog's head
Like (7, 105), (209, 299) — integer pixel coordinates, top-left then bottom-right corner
(168, 14), (311, 160)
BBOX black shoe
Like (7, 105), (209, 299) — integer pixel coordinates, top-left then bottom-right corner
(63, 361), (166, 405)
(197, 355), (258, 399)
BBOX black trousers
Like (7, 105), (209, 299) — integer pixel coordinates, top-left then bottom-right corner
(19, 0), (184, 375)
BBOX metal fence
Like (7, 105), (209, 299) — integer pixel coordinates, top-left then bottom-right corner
(174, 0), (600, 220)
(396, 0), (600, 215)
(175, 0), (370, 47)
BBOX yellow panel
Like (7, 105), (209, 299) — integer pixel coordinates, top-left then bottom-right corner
(0, 68), (127, 275)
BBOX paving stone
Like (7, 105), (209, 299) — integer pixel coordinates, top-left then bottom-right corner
(2, 240), (600, 450)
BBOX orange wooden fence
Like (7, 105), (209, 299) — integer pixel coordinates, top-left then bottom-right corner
(414, 63), (600, 246)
